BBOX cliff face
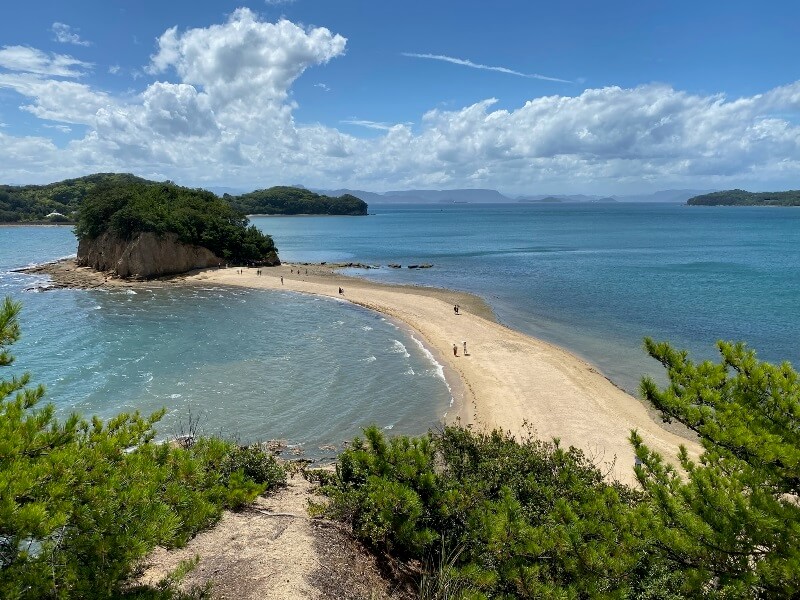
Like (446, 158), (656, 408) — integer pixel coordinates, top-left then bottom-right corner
(77, 231), (225, 279)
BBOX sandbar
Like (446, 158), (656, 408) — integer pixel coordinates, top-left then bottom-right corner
(188, 264), (698, 486)
(23, 259), (699, 486)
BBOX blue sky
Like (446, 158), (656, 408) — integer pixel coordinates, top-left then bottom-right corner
(1, 1), (799, 194)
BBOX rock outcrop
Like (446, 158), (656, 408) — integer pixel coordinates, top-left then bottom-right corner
(77, 231), (226, 279)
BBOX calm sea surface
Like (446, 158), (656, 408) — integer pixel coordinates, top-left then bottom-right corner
(252, 202), (800, 392)
(0, 225), (453, 454)
(2, 203), (799, 447)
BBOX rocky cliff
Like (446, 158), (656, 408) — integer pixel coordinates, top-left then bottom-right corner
(77, 231), (226, 279)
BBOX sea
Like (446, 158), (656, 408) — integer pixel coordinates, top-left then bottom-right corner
(2, 203), (799, 453)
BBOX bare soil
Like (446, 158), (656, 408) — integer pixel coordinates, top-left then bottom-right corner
(137, 472), (414, 599)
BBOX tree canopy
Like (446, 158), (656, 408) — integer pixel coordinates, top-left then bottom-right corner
(0, 175), (369, 223)
(318, 340), (800, 598)
(686, 189), (800, 206)
(75, 179), (277, 264)
(0, 173), (150, 223)
(227, 186), (368, 215)
(632, 339), (800, 598)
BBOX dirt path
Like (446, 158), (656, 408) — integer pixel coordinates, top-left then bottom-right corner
(138, 472), (411, 599)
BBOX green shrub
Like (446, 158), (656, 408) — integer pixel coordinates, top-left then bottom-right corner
(321, 425), (654, 598)
(221, 444), (287, 489)
(0, 298), (285, 599)
(323, 339), (800, 598)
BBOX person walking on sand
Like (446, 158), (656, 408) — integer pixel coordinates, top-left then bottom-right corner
(463, 340), (468, 355)
(281, 276), (284, 285)
(453, 343), (458, 357)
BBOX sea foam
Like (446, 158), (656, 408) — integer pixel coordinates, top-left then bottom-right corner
(409, 334), (453, 405)
(391, 340), (410, 357)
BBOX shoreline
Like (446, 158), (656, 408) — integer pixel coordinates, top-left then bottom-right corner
(20, 259), (698, 485)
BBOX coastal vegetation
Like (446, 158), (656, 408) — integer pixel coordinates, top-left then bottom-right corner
(687, 189), (800, 206)
(0, 173), (150, 223)
(226, 186), (368, 216)
(75, 179), (277, 264)
(316, 340), (800, 598)
(0, 298), (286, 599)
(0, 174), (369, 223)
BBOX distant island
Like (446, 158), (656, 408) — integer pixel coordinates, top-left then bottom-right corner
(519, 196), (563, 203)
(314, 188), (714, 204)
(687, 189), (800, 206)
(0, 174), (368, 223)
(226, 186), (367, 216)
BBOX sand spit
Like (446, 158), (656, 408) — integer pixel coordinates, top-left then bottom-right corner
(23, 259), (698, 485)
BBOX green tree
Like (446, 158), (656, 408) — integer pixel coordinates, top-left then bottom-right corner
(632, 339), (800, 598)
(75, 180), (279, 265)
(319, 425), (663, 599)
(0, 298), (285, 599)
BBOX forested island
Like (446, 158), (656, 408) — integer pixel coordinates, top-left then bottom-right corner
(687, 189), (800, 206)
(226, 186), (367, 215)
(73, 178), (280, 277)
(0, 174), (368, 223)
(0, 173), (147, 223)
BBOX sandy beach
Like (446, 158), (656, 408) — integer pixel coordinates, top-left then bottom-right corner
(25, 259), (698, 486)
(185, 263), (697, 486)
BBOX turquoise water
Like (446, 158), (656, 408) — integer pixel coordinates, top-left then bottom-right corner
(0, 226), (453, 454)
(252, 203), (800, 393)
(2, 204), (799, 447)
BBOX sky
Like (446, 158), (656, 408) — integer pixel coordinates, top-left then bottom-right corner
(1, 0), (799, 195)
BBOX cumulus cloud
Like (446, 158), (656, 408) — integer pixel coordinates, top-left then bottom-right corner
(402, 52), (571, 83)
(0, 45), (92, 77)
(0, 73), (111, 124)
(0, 9), (799, 193)
(51, 22), (92, 47)
(146, 8), (345, 111)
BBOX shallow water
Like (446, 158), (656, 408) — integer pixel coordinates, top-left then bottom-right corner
(0, 227), (452, 453)
(253, 202), (800, 393)
(3, 202), (798, 446)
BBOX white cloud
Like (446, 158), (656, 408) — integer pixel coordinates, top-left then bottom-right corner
(341, 119), (394, 131)
(43, 124), (72, 133)
(51, 22), (92, 47)
(342, 119), (413, 131)
(314, 82), (330, 92)
(109, 65), (121, 75)
(402, 52), (571, 83)
(0, 73), (111, 124)
(0, 11), (799, 193)
(146, 8), (345, 112)
(0, 45), (92, 77)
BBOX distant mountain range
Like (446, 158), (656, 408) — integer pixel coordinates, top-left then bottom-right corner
(314, 188), (716, 204)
